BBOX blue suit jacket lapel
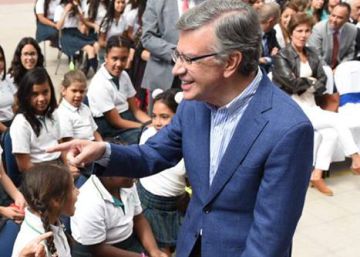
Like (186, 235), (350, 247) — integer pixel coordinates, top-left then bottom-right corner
(205, 75), (273, 204)
(192, 104), (211, 201)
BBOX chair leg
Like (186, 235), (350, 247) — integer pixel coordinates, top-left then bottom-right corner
(55, 50), (62, 75)
(43, 41), (47, 67)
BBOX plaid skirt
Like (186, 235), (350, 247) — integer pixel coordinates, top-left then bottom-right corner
(137, 182), (183, 248)
(60, 28), (95, 57)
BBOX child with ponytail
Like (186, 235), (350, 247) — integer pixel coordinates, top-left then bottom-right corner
(11, 164), (78, 257)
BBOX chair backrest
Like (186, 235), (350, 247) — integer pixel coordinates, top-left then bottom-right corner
(334, 61), (360, 107)
(2, 130), (22, 187)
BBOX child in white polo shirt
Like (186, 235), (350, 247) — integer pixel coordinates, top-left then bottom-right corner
(71, 174), (167, 257)
(9, 68), (76, 179)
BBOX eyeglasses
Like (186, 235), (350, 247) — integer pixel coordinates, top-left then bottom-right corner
(171, 49), (220, 65)
(21, 52), (38, 57)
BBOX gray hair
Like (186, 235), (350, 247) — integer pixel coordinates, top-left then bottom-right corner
(177, 0), (261, 76)
(257, 2), (281, 23)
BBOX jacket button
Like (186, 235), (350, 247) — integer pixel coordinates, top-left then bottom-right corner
(203, 206), (211, 214)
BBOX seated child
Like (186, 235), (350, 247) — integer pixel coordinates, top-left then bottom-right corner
(70, 173), (167, 257)
(57, 70), (102, 177)
(11, 163), (78, 257)
(9, 67), (77, 180)
(137, 89), (187, 256)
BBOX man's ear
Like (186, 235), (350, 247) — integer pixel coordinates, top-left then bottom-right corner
(223, 51), (242, 78)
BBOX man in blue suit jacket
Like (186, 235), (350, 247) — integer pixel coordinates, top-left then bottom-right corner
(49, 1), (314, 256)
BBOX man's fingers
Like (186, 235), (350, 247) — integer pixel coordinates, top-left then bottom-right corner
(47, 141), (75, 153)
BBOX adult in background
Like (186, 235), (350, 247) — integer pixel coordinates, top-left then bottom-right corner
(49, 1), (314, 256)
(308, 2), (357, 111)
(140, 0), (205, 112)
(272, 12), (360, 196)
(258, 2), (281, 72)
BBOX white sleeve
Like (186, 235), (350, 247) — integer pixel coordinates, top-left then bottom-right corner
(71, 195), (107, 245)
(122, 71), (136, 98)
(35, 0), (45, 14)
(53, 5), (64, 22)
(10, 115), (31, 154)
(132, 186), (143, 216)
(56, 107), (74, 138)
(88, 79), (116, 115)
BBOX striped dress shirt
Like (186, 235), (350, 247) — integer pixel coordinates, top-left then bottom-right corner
(208, 68), (262, 185)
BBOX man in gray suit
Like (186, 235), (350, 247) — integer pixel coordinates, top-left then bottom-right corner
(141, 0), (204, 110)
(308, 2), (356, 69)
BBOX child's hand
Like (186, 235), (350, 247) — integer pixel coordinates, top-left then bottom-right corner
(68, 164), (80, 178)
(14, 191), (27, 210)
(149, 249), (169, 257)
(1, 205), (25, 223)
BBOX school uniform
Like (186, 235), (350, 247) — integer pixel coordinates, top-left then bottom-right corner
(0, 75), (16, 126)
(84, 2), (107, 41)
(88, 64), (141, 143)
(35, 0), (60, 43)
(138, 127), (186, 248)
(12, 208), (71, 257)
(54, 4), (95, 57)
(10, 112), (62, 163)
(71, 175), (143, 253)
(57, 99), (98, 141)
(100, 15), (127, 40)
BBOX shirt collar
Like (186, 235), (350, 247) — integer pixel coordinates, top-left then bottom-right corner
(100, 63), (114, 81)
(206, 67), (262, 115)
(90, 175), (127, 207)
(61, 98), (81, 112)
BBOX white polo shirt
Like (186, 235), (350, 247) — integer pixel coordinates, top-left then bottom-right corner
(57, 99), (98, 140)
(71, 175), (142, 245)
(139, 127), (187, 197)
(35, 0), (61, 20)
(100, 16), (127, 40)
(11, 208), (71, 257)
(54, 4), (81, 28)
(0, 76), (16, 122)
(84, 2), (107, 26)
(88, 64), (136, 118)
(10, 112), (62, 163)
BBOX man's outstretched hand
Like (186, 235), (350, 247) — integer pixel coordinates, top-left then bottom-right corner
(47, 139), (107, 167)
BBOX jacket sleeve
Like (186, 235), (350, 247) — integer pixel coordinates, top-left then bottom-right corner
(312, 53), (327, 96)
(102, 102), (185, 178)
(140, 0), (176, 62)
(272, 53), (312, 95)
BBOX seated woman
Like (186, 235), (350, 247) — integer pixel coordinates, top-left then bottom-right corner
(88, 35), (151, 144)
(54, 0), (98, 75)
(273, 13), (360, 196)
(0, 45), (16, 134)
(9, 68), (77, 181)
(8, 37), (44, 88)
(34, 0), (60, 46)
(70, 173), (167, 257)
(274, 2), (298, 49)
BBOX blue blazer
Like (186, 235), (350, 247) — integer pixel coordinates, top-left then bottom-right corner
(103, 73), (314, 257)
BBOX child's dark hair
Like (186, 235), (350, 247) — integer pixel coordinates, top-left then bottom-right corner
(8, 37), (44, 86)
(100, 0), (125, 35)
(105, 35), (132, 54)
(153, 89), (181, 113)
(20, 164), (73, 257)
(0, 45), (6, 81)
(88, 0), (110, 21)
(17, 67), (57, 137)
